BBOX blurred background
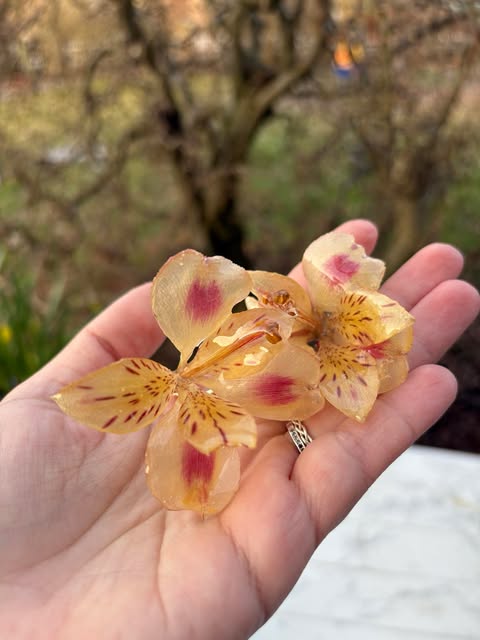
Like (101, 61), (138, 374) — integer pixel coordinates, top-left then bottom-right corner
(0, 0), (478, 450)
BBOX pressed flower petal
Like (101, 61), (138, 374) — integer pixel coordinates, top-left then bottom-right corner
(248, 270), (313, 320)
(316, 342), (379, 421)
(151, 250), (252, 365)
(303, 232), (385, 311)
(365, 325), (413, 394)
(331, 290), (414, 347)
(52, 358), (176, 433)
(367, 292), (414, 340)
(365, 325), (414, 360)
(182, 308), (293, 381)
(203, 342), (324, 421)
(377, 355), (409, 394)
(146, 408), (240, 515)
(383, 325), (414, 354)
(177, 382), (257, 454)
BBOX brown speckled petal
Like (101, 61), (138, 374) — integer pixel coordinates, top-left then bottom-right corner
(52, 358), (176, 433)
(177, 382), (257, 454)
(316, 342), (379, 421)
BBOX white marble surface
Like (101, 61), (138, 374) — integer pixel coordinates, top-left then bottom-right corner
(252, 445), (480, 640)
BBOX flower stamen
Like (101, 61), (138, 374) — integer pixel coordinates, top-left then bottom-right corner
(182, 329), (277, 379)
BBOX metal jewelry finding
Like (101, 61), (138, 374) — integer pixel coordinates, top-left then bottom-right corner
(286, 420), (313, 453)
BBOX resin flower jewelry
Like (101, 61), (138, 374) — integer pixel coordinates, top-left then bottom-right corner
(248, 232), (414, 421)
(53, 250), (323, 515)
(53, 233), (413, 516)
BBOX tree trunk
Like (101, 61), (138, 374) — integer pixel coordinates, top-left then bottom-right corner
(203, 171), (253, 268)
(385, 194), (419, 269)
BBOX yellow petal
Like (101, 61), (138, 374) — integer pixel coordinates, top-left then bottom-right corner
(151, 250), (252, 365)
(182, 308), (293, 381)
(383, 325), (414, 354)
(365, 325), (414, 359)
(202, 342), (324, 421)
(249, 270), (313, 321)
(364, 326), (413, 394)
(317, 342), (379, 421)
(331, 290), (414, 347)
(377, 355), (409, 394)
(177, 382), (257, 454)
(52, 358), (176, 433)
(303, 232), (385, 311)
(146, 408), (240, 515)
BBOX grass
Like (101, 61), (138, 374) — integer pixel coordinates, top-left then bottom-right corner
(0, 250), (73, 396)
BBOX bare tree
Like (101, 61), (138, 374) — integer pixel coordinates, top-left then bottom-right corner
(337, 0), (480, 265)
(1, 0), (479, 274)
(112, 0), (332, 265)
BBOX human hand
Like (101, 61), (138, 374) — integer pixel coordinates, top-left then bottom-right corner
(0, 220), (478, 639)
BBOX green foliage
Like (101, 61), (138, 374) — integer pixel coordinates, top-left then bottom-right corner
(440, 162), (480, 254)
(0, 252), (73, 396)
(243, 118), (372, 268)
(0, 180), (26, 218)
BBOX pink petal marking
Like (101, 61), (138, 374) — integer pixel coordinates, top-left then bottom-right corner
(185, 280), (222, 322)
(255, 374), (297, 405)
(366, 343), (386, 359)
(324, 253), (360, 285)
(181, 442), (215, 486)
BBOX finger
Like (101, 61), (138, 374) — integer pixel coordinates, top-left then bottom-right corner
(408, 279), (480, 369)
(225, 364), (457, 617)
(381, 243), (464, 309)
(293, 364), (458, 540)
(289, 219), (379, 284)
(13, 283), (165, 398)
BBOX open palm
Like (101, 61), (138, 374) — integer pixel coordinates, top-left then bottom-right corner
(1, 220), (478, 640)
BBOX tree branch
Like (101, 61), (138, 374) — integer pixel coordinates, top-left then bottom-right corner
(416, 39), (479, 166)
(392, 12), (470, 56)
(115, 0), (210, 219)
(253, 0), (331, 118)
